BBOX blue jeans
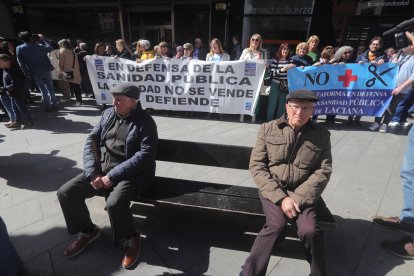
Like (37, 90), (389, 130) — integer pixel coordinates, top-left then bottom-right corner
(10, 95), (33, 123)
(32, 73), (57, 109)
(0, 93), (16, 121)
(400, 126), (414, 239)
(390, 89), (414, 123)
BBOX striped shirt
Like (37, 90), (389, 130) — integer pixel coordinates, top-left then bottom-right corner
(270, 59), (290, 83)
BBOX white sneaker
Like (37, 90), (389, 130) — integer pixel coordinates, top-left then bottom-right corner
(379, 124), (388, 133)
(388, 122), (399, 127)
(369, 122), (380, 131)
(239, 114), (244, 123)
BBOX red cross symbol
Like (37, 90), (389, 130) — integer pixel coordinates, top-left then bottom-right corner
(338, 70), (358, 87)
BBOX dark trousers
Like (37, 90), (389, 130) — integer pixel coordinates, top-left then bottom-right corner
(57, 173), (152, 240)
(241, 193), (326, 276)
(68, 82), (83, 103)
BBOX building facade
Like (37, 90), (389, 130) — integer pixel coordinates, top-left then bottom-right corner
(2, 0), (414, 56)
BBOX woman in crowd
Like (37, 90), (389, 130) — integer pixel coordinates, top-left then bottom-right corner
(267, 43), (294, 121)
(329, 46), (357, 125)
(239, 34), (267, 123)
(49, 40), (71, 101)
(182, 43), (193, 60)
(291, 42), (314, 67)
(206, 38), (230, 61)
(307, 35), (321, 63)
(58, 39), (82, 106)
(156, 41), (169, 58)
(315, 46), (335, 65)
(115, 39), (133, 60)
(175, 46), (184, 59)
(136, 39), (154, 62)
(94, 42), (106, 56)
(105, 44), (116, 56)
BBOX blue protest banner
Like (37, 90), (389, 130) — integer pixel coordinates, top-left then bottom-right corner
(287, 63), (399, 116)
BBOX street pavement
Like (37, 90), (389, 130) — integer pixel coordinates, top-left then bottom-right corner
(0, 97), (413, 276)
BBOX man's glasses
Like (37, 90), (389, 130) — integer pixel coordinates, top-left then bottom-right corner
(287, 104), (313, 112)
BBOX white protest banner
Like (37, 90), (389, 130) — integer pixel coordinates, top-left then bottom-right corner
(85, 56), (266, 115)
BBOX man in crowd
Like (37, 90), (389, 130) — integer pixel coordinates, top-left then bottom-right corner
(15, 31), (58, 112)
(241, 90), (332, 276)
(230, 34), (242, 61)
(57, 83), (158, 269)
(192, 38), (207, 60)
(373, 125), (414, 258)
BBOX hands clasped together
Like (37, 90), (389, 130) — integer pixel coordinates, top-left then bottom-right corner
(280, 197), (301, 219)
(90, 175), (113, 190)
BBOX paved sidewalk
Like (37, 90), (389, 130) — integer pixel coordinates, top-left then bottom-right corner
(0, 99), (413, 275)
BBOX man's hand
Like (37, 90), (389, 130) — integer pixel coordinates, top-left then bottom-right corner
(392, 86), (402, 96)
(101, 175), (113, 189)
(280, 197), (301, 219)
(90, 175), (103, 190)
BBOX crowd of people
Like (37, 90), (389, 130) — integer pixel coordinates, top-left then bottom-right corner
(1, 29), (414, 275)
(1, 30), (414, 132)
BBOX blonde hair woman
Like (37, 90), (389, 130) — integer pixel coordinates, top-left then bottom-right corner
(206, 38), (230, 61)
(156, 41), (169, 58)
(239, 34), (267, 61)
(115, 39), (132, 60)
(58, 39), (82, 105)
(239, 34), (268, 123)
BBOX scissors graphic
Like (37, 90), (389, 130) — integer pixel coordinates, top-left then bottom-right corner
(366, 64), (394, 87)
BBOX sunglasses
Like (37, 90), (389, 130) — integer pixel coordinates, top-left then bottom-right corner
(344, 51), (351, 54)
(183, 48), (189, 50)
(251, 38), (260, 42)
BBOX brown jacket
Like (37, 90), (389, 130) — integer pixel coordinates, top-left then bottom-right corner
(249, 117), (332, 209)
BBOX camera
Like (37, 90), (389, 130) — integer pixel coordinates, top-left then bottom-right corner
(383, 18), (414, 49)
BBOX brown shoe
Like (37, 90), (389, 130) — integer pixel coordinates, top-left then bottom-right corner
(6, 122), (21, 129)
(64, 226), (101, 259)
(122, 235), (140, 269)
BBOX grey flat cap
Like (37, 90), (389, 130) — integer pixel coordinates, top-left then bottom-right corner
(109, 83), (140, 99)
(286, 89), (319, 102)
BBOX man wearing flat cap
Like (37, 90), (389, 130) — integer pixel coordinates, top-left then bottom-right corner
(58, 83), (158, 269)
(241, 90), (332, 276)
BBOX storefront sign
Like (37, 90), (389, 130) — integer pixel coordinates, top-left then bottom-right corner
(288, 63), (399, 117)
(244, 0), (314, 15)
(86, 56), (266, 115)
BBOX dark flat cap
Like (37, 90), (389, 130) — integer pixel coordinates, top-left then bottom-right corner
(286, 89), (318, 102)
(109, 83), (140, 99)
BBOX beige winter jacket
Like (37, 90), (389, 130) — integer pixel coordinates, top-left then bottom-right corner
(249, 117), (332, 209)
(59, 48), (81, 84)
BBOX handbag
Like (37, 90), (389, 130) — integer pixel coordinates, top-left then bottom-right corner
(279, 79), (288, 92)
(63, 51), (76, 80)
(263, 69), (272, 86)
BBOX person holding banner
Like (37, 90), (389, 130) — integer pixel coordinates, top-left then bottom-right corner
(267, 43), (294, 121)
(182, 43), (193, 60)
(206, 38), (230, 62)
(136, 40), (154, 62)
(241, 89), (332, 276)
(306, 35), (321, 63)
(116, 39), (133, 61)
(291, 42), (314, 68)
(58, 83), (158, 269)
(239, 34), (268, 123)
